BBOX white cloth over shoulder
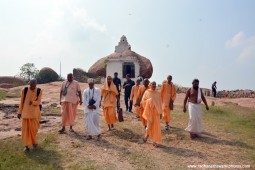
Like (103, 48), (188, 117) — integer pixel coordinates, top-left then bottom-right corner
(83, 87), (101, 136)
(197, 88), (202, 103)
(185, 102), (202, 134)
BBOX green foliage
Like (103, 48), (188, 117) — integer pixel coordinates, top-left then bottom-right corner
(41, 107), (61, 116)
(19, 63), (39, 81)
(0, 89), (20, 100)
(0, 134), (62, 170)
(0, 90), (7, 100)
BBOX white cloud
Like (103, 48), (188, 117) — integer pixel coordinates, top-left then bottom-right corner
(70, 6), (106, 32)
(28, 1), (107, 59)
(225, 32), (255, 62)
(225, 31), (245, 48)
(238, 36), (255, 61)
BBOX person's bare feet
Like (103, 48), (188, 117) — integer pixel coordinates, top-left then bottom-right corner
(190, 133), (197, 139)
(153, 143), (159, 147)
(86, 135), (92, 140)
(143, 135), (148, 143)
(23, 146), (30, 153)
(58, 128), (65, 134)
(165, 124), (169, 130)
(33, 144), (38, 148)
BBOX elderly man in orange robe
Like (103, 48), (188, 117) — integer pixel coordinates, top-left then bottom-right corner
(142, 81), (162, 147)
(130, 79), (141, 117)
(100, 76), (118, 131)
(18, 79), (42, 152)
(59, 73), (83, 133)
(160, 75), (176, 130)
(134, 79), (150, 128)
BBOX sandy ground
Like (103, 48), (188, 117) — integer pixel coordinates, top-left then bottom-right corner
(0, 82), (254, 169)
(0, 81), (255, 140)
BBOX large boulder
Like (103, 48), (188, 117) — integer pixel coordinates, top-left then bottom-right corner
(73, 68), (87, 83)
(0, 76), (26, 88)
(38, 67), (59, 84)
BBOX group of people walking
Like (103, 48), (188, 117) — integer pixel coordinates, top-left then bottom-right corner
(17, 73), (209, 152)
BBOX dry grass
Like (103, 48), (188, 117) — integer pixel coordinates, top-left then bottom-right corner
(0, 89), (21, 101)
(0, 103), (254, 169)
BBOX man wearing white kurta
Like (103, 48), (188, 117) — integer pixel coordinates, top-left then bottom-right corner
(183, 79), (209, 139)
(84, 79), (101, 140)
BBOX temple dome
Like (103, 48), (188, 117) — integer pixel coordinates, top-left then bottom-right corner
(88, 36), (153, 78)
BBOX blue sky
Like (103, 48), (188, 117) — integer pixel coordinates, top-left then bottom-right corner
(0, 0), (254, 90)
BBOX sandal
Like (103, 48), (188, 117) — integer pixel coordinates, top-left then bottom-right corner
(165, 125), (169, 130)
(23, 147), (30, 153)
(143, 136), (148, 143)
(153, 143), (159, 148)
(86, 136), (92, 140)
(58, 129), (65, 134)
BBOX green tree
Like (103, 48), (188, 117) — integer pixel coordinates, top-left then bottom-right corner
(19, 63), (39, 81)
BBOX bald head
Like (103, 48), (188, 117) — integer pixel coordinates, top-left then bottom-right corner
(136, 79), (141, 85)
(29, 79), (37, 90)
(143, 78), (150, 87)
(107, 76), (112, 86)
(67, 73), (73, 82)
(167, 75), (172, 84)
(151, 81), (157, 90)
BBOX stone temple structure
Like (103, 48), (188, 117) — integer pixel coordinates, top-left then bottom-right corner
(88, 35), (153, 82)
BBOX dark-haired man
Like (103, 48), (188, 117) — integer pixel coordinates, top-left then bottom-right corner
(113, 72), (121, 110)
(123, 74), (135, 112)
(59, 73), (83, 133)
(183, 79), (209, 139)
(18, 79), (42, 152)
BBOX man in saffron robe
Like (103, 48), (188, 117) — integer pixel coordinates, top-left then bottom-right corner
(130, 79), (141, 117)
(18, 79), (42, 152)
(160, 75), (176, 130)
(59, 73), (83, 133)
(134, 78), (150, 128)
(183, 79), (209, 139)
(141, 81), (162, 147)
(100, 76), (118, 131)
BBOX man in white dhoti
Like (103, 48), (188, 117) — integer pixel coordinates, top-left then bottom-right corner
(84, 78), (101, 140)
(183, 79), (209, 139)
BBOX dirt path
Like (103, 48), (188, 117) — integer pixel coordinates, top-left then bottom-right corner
(1, 82), (254, 140)
(0, 82), (254, 169)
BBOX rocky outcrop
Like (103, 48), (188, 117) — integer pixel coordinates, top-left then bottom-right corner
(38, 67), (59, 84)
(0, 76), (26, 88)
(73, 68), (98, 83)
(175, 86), (255, 98)
(217, 90), (255, 98)
(73, 68), (87, 83)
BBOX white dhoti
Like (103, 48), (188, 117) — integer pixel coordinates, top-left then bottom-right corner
(185, 102), (202, 134)
(85, 111), (101, 136)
